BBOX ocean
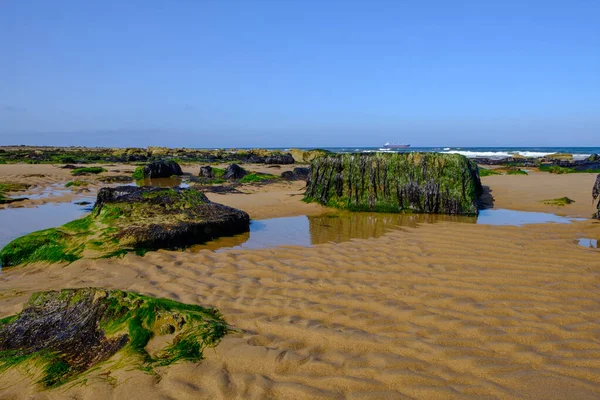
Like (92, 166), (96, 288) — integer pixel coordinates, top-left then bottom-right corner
(304, 147), (600, 161)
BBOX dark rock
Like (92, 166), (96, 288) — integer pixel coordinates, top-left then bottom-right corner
(60, 164), (79, 169)
(0, 288), (230, 388)
(304, 153), (481, 215)
(293, 167), (310, 180)
(588, 154), (599, 162)
(74, 201), (92, 205)
(223, 164), (248, 180)
(265, 153), (295, 164)
(199, 165), (213, 178)
(142, 160), (183, 179)
(281, 167), (311, 181)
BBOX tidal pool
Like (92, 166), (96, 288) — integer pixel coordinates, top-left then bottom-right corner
(577, 238), (598, 249)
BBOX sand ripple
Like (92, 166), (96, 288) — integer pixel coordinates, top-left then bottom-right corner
(1, 220), (599, 399)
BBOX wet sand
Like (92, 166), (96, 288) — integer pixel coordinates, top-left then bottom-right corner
(1, 164), (600, 399)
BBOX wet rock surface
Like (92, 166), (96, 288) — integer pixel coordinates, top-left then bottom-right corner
(304, 153), (482, 215)
(223, 164), (248, 180)
(140, 160), (183, 179)
(282, 167), (311, 181)
(0, 288), (230, 388)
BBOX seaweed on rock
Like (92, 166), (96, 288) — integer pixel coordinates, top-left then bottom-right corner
(0, 186), (250, 267)
(0, 288), (230, 388)
(304, 153), (482, 215)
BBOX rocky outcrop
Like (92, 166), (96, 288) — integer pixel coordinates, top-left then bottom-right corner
(199, 165), (213, 178)
(281, 167), (311, 181)
(264, 154), (295, 164)
(304, 153), (482, 215)
(0, 288), (229, 388)
(135, 160), (183, 179)
(223, 164), (248, 180)
(0, 146), (309, 164)
(0, 186), (250, 267)
(289, 148), (331, 163)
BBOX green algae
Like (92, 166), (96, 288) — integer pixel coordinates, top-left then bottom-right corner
(132, 166), (145, 180)
(239, 173), (278, 183)
(71, 167), (107, 176)
(540, 164), (600, 174)
(304, 153), (482, 215)
(541, 197), (575, 206)
(478, 168), (501, 176)
(65, 180), (88, 188)
(0, 288), (230, 388)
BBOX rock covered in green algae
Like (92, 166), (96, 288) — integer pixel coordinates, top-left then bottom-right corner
(0, 288), (230, 388)
(0, 186), (250, 267)
(304, 152), (482, 215)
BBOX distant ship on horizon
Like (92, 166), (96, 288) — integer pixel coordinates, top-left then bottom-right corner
(383, 142), (410, 149)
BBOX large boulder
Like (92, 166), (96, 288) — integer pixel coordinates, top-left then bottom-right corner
(136, 160), (183, 179)
(0, 186), (250, 267)
(264, 153), (295, 165)
(281, 167), (311, 181)
(0, 288), (229, 388)
(304, 153), (482, 215)
(199, 165), (213, 178)
(223, 164), (248, 179)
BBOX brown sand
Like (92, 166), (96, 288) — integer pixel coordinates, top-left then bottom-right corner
(1, 166), (600, 399)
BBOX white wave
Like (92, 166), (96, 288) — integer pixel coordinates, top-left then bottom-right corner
(443, 147), (451, 151)
(441, 150), (591, 160)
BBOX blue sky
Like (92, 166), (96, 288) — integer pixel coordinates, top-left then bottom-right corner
(1, 0), (599, 147)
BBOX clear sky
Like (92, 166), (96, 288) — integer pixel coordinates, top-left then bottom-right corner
(1, 0), (599, 147)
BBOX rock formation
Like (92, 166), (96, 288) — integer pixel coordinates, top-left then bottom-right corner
(304, 153), (482, 215)
(0, 288), (230, 388)
(223, 164), (248, 180)
(281, 167), (311, 181)
(0, 186), (250, 267)
(135, 160), (183, 179)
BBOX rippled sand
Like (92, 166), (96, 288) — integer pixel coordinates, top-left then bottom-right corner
(1, 166), (600, 399)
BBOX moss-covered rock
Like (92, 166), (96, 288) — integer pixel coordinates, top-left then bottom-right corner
(0, 288), (230, 388)
(289, 148), (331, 163)
(0, 182), (31, 204)
(304, 153), (482, 215)
(0, 186), (250, 267)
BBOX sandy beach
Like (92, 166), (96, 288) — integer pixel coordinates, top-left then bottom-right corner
(1, 164), (599, 399)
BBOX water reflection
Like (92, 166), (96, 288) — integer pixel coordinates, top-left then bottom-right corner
(577, 238), (598, 249)
(189, 212), (476, 252)
(0, 198), (95, 250)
